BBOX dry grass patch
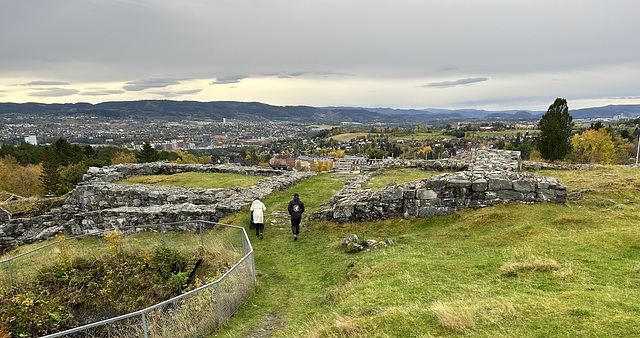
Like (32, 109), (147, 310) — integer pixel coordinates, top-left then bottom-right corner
(500, 256), (559, 277)
(430, 301), (475, 334)
(305, 313), (365, 338)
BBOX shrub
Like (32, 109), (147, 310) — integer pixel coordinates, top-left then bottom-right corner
(151, 247), (187, 280)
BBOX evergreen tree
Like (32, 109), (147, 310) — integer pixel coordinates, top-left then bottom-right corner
(137, 141), (159, 163)
(51, 137), (78, 166)
(40, 146), (62, 195)
(537, 98), (574, 162)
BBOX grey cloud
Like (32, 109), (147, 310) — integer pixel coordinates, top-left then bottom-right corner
(277, 71), (352, 78)
(24, 80), (71, 86)
(150, 89), (202, 98)
(28, 88), (79, 97)
(80, 89), (126, 96)
(424, 77), (489, 88)
(435, 67), (459, 72)
(123, 78), (181, 91)
(175, 89), (202, 95)
(210, 75), (246, 85)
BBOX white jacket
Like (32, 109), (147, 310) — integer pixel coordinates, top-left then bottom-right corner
(250, 199), (266, 223)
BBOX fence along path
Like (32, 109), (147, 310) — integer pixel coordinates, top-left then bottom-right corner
(0, 220), (255, 338)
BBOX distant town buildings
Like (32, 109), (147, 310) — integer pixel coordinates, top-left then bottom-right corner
(24, 135), (37, 145)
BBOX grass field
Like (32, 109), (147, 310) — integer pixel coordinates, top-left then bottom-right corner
(4, 166), (640, 336)
(117, 172), (264, 188)
(211, 166), (640, 337)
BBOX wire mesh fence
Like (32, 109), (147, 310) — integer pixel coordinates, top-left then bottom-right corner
(0, 220), (255, 337)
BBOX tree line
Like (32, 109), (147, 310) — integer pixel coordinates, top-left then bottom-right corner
(0, 139), (178, 197)
(538, 98), (639, 164)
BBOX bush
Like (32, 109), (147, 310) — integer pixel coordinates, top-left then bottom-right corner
(151, 247), (187, 280)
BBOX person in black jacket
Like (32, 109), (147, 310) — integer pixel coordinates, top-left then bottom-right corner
(287, 193), (305, 241)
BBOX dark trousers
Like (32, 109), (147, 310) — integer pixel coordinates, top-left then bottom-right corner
(254, 223), (264, 236)
(291, 218), (301, 236)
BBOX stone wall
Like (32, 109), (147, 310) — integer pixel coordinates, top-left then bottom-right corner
(310, 170), (565, 223)
(0, 163), (314, 252)
(83, 162), (283, 183)
(310, 149), (566, 223)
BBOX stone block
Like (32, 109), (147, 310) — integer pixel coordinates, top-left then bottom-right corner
(471, 179), (488, 192)
(381, 186), (404, 201)
(416, 189), (438, 200)
(333, 204), (354, 218)
(513, 180), (535, 192)
(404, 188), (417, 199)
(447, 179), (472, 188)
(488, 178), (512, 190)
(496, 190), (524, 201)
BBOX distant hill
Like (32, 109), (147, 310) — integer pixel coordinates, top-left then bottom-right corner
(569, 105), (640, 119)
(1, 100), (638, 123)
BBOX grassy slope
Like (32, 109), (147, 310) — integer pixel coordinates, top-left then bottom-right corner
(212, 167), (640, 337)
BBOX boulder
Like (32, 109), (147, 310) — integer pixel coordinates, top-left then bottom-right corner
(345, 242), (364, 253)
(342, 234), (359, 246)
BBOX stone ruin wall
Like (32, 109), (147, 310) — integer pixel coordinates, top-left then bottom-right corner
(310, 149), (567, 223)
(0, 163), (314, 252)
(0, 150), (582, 252)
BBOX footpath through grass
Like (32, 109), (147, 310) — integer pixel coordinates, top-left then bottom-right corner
(213, 166), (640, 337)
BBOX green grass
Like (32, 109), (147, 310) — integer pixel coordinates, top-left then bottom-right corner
(4, 166), (640, 336)
(366, 168), (452, 191)
(117, 172), (264, 188)
(210, 166), (640, 337)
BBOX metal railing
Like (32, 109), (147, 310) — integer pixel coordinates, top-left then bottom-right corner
(0, 220), (255, 337)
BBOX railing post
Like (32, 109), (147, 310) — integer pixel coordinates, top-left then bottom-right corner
(199, 222), (204, 246)
(141, 312), (148, 338)
(216, 282), (221, 328)
(8, 260), (13, 285)
(161, 224), (166, 248)
(251, 252), (256, 288)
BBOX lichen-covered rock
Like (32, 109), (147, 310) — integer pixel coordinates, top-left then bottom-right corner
(342, 234), (359, 246)
(345, 242), (364, 253)
(364, 239), (378, 247)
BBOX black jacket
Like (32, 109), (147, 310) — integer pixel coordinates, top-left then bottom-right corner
(288, 197), (305, 219)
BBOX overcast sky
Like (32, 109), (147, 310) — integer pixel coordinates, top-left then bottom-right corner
(1, 0), (639, 111)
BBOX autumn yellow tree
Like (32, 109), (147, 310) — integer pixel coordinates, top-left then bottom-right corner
(571, 129), (615, 164)
(319, 159), (334, 171)
(309, 161), (319, 172)
(174, 150), (203, 164)
(329, 149), (346, 158)
(111, 151), (138, 165)
(0, 155), (44, 196)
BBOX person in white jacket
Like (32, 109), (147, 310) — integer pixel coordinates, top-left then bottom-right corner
(250, 198), (266, 239)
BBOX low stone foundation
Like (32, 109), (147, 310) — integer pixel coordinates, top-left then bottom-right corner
(311, 170), (565, 223)
(0, 163), (314, 252)
(310, 149), (566, 223)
